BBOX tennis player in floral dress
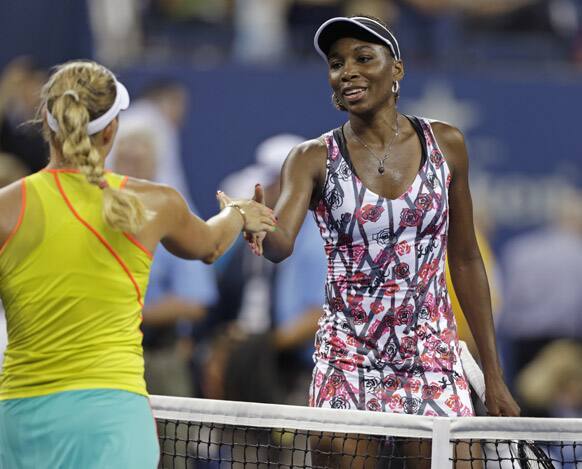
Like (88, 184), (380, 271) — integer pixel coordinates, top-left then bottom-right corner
(253, 14), (519, 468)
(308, 114), (473, 417)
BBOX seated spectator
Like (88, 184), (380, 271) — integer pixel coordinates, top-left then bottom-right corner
(108, 79), (193, 206)
(516, 340), (582, 418)
(199, 134), (327, 405)
(497, 187), (582, 397)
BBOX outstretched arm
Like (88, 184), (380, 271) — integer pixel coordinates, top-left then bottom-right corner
(434, 122), (520, 417)
(161, 187), (277, 264)
(262, 139), (327, 263)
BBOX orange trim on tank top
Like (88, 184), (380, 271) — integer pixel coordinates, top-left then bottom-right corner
(0, 179), (27, 256)
(43, 169), (113, 174)
(118, 176), (154, 259)
(52, 172), (144, 307)
(123, 233), (153, 260)
(43, 168), (81, 174)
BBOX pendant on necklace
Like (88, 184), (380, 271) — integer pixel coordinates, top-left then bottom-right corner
(378, 166), (385, 174)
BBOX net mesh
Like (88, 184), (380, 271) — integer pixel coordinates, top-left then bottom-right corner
(151, 395), (582, 469)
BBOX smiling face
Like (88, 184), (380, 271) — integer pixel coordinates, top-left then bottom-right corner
(327, 37), (404, 115)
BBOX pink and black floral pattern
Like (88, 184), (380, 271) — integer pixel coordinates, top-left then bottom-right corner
(309, 118), (473, 417)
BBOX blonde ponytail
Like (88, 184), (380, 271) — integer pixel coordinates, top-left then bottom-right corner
(41, 61), (153, 234)
(102, 185), (153, 234)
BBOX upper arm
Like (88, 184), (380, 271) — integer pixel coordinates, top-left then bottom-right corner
(432, 122), (480, 263)
(157, 186), (216, 260)
(272, 138), (327, 247)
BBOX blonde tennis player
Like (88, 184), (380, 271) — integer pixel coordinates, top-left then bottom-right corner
(0, 60), (276, 469)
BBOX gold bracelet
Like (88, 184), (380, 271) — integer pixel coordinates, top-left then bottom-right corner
(226, 202), (247, 228)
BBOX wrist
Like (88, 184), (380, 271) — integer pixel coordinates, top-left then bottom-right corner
(226, 202), (247, 229)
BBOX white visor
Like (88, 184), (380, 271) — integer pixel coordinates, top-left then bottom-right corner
(46, 80), (130, 136)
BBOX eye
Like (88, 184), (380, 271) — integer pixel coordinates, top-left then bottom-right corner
(329, 61), (343, 70)
(357, 55), (373, 63)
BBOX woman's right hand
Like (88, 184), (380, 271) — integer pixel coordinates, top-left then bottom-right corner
(216, 191), (276, 234)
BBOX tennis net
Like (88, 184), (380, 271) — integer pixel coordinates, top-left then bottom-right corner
(151, 395), (582, 468)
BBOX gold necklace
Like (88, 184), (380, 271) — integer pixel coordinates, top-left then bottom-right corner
(349, 116), (400, 175)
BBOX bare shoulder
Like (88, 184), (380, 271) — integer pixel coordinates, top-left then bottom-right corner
(430, 121), (468, 174)
(283, 137), (328, 183)
(431, 121), (466, 150)
(123, 177), (188, 217)
(0, 178), (25, 242)
(124, 177), (181, 200)
(286, 137), (327, 166)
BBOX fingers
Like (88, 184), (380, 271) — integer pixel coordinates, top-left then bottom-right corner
(253, 184), (264, 204)
(221, 197), (276, 234)
(485, 397), (521, 417)
(247, 203), (277, 231)
(247, 232), (266, 256)
(216, 190), (232, 210)
(502, 401), (521, 417)
(486, 405), (501, 417)
(248, 235), (263, 256)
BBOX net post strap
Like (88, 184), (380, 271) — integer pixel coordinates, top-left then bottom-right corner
(431, 418), (453, 469)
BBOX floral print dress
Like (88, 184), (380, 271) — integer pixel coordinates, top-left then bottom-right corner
(309, 116), (473, 417)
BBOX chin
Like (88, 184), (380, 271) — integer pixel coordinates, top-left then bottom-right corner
(346, 102), (374, 115)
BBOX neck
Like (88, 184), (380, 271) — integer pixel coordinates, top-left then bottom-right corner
(47, 143), (107, 171)
(349, 107), (399, 145)
(46, 146), (69, 170)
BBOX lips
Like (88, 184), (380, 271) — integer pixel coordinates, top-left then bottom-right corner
(342, 87), (367, 102)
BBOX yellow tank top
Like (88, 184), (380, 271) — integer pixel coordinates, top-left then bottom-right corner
(0, 170), (152, 399)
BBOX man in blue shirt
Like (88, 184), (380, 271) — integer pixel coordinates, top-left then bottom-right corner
(112, 124), (218, 396)
(202, 134), (327, 404)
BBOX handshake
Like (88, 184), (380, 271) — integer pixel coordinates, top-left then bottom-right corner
(216, 183), (274, 256)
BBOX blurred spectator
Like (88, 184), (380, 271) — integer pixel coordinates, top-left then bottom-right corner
(287, 0), (344, 58)
(516, 340), (582, 418)
(109, 79), (193, 206)
(371, 0), (582, 65)
(0, 153), (28, 188)
(112, 122), (218, 397)
(344, 0), (396, 20)
(0, 58), (47, 173)
(497, 187), (582, 399)
(199, 134), (327, 405)
(232, 0), (288, 63)
(0, 152), (28, 373)
(88, 0), (143, 66)
(141, 0), (233, 62)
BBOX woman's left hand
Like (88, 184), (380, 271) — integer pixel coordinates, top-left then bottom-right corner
(484, 374), (521, 417)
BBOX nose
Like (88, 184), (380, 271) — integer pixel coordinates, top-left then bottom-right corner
(341, 60), (360, 81)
